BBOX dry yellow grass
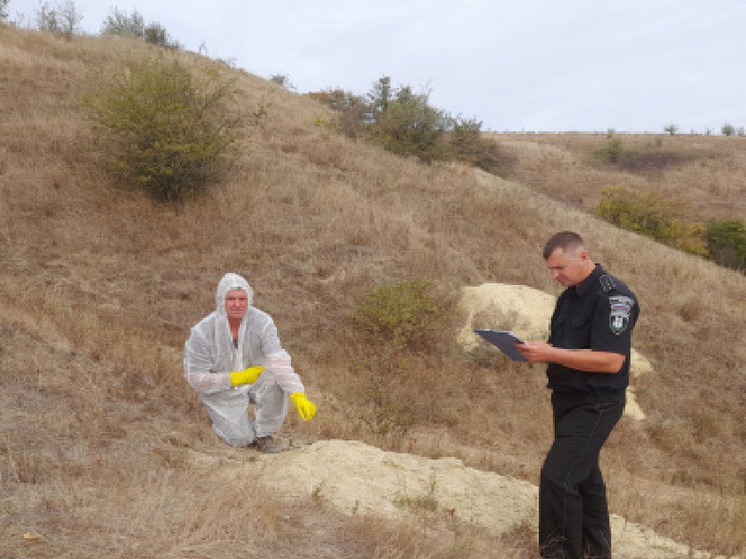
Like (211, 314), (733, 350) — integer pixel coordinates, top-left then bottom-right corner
(1, 24), (744, 558)
(493, 132), (746, 222)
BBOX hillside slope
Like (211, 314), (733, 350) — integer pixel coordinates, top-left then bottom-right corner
(1, 25), (744, 558)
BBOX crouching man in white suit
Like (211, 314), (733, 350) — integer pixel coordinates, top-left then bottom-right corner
(184, 273), (316, 453)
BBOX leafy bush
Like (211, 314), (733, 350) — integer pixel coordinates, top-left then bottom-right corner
(101, 8), (144, 37)
(446, 116), (512, 174)
(597, 185), (708, 256)
(269, 73), (295, 90)
(706, 220), (746, 271)
(599, 187), (745, 271)
(354, 279), (445, 350)
(84, 55), (242, 202)
(368, 86), (448, 163)
(34, 0), (81, 37)
(142, 22), (174, 47)
(307, 88), (370, 139)
(447, 116), (482, 158)
(308, 76), (512, 174)
(595, 137), (624, 163)
(101, 8), (180, 48)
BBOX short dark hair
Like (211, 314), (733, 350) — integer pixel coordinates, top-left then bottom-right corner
(543, 231), (585, 260)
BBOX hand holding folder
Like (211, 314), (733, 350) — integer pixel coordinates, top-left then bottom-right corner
(473, 329), (527, 362)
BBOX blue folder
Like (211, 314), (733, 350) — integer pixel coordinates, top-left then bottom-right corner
(474, 329), (527, 362)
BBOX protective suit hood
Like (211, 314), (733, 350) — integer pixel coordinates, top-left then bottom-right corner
(215, 273), (254, 315)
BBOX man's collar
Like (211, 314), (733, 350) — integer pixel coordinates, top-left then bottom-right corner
(573, 264), (603, 296)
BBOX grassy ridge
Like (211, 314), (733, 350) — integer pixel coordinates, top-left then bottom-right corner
(1, 25), (744, 558)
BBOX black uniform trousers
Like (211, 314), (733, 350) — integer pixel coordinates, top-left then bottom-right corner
(539, 389), (625, 559)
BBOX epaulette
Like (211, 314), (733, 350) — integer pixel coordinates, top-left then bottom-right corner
(599, 274), (616, 293)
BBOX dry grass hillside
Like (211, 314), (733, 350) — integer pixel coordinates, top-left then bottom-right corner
(493, 132), (746, 223)
(1, 25), (744, 558)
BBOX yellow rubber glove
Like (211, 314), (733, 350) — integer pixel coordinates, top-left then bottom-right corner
(229, 366), (265, 387)
(290, 392), (317, 421)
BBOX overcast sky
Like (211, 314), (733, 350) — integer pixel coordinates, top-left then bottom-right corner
(8, 0), (746, 132)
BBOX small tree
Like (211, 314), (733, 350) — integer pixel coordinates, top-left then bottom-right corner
(143, 21), (177, 47)
(101, 8), (180, 48)
(706, 220), (746, 271)
(84, 55), (243, 202)
(595, 137), (624, 163)
(369, 85), (448, 163)
(447, 116), (509, 173)
(35, 0), (82, 37)
(307, 88), (368, 138)
(269, 73), (296, 91)
(663, 124), (678, 135)
(367, 75), (392, 119)
(1, 0), (10, 23)
(448, 116), (482, 158)
(721, 123), (735, 136)
(101, 7), (145, 37)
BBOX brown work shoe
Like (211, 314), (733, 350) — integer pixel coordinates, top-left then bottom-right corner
(254, 436), (282, 454)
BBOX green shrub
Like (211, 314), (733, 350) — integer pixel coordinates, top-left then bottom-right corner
(100, 7), (144, 37)
(101, 8), (180, 48)
(354, 279), (444, 350)
(84, 55), (242, 202)
(595, 137), (624, 163)
(598, 184), (671, 239)
(309, 77), (511, 172)
(34, 0), (81, 37)
(446, 117), (512, 175)
(599, 187), (745, 271)
(597, 185), (708, 256)
(447, 116), (482, 157)
(269, 73), (295, 90)
(307, 88), (370, 139)
(142, 22), (175, 48)
(369, 86), (447, 163)
(706, 220), (746, 271)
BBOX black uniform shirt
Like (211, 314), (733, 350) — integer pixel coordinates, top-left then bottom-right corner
(546, 264), (639, 392)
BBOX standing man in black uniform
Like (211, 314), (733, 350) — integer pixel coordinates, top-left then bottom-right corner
(517, 231), (639, 559)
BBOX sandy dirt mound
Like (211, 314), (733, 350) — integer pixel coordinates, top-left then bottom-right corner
(457, 283), (652, 420)
(258, 439), (538, 531)
(189, 440), (721, 559)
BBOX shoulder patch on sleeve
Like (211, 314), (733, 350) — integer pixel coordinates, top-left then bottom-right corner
(609, 295), (634, 335)
(599, 274), (616, 293)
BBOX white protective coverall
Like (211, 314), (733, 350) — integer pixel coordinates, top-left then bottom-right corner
(183, 273), (305, 446)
